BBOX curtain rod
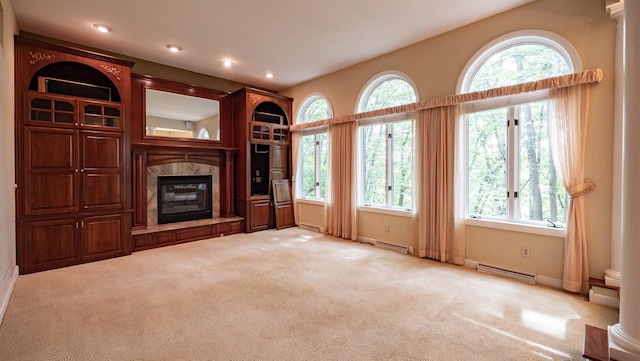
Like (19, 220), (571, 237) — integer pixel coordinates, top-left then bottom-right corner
(290, 68), (603, 132)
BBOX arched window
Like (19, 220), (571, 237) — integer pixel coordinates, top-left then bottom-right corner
(296, 94), (332, 200)
(298, 95), (332, 124)
(460, 31), (579, 231)
(357, 72), (417, 112)
(357, 72), (417, 210)
(198, 128), (210, 140)
(459, 30), (579, 93)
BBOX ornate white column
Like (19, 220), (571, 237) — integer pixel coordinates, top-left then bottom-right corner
(609, 0), (640, 359)
(605, 1), (624, 288)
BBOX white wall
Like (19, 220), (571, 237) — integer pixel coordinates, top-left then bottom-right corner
(0, 0), (19, 323)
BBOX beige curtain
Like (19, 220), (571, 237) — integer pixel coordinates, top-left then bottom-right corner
(324, 122), (358, 240)
(416, 106), (465, 264)
(548, 83), (594, 293)
(290, 131), (301, 225)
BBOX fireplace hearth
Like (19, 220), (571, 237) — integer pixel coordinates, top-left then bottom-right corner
(157, 175), (212, 224)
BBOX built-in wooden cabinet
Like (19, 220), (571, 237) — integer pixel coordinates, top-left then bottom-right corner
(15, 36), (133, 273)
(231, 88), (292, 232)
(250, 198), (272, 231)
(131, 218), (244, 251)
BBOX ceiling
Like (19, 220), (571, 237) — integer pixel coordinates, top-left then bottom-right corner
(13, 0), (534, 91)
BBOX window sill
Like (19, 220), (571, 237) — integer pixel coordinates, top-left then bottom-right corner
(358, 205), (414, 218)
(465, 217), (565, 238)
(296, 198), (325, 206)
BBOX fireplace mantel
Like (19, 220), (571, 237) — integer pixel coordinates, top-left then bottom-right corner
(132, 146), (238, 229)
(130, 146), (242, 251)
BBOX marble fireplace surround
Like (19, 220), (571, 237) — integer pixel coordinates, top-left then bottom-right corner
(131, 147), (237, 231)
(147, 162), (220, 226)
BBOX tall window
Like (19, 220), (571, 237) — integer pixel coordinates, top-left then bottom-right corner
(461, 33), (578, 227)
(358, 73), (417, 210)
(297, 95), (332, 200)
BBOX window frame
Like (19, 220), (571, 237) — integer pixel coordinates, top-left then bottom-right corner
(295, 94), (332, 201)
(299, 130), (328, 200)
(356, 72), (418, 212)
(458, 30), (581, 237)
(457, 30), (581, 94)
(358, 116), (415, 212)
(356, 70), (419, 113)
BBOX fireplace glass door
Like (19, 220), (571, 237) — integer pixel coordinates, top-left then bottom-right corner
(157, 175), (212, 224)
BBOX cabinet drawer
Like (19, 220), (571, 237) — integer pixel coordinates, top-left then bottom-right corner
(175, 226), (211, 242)
(155, 232), (175, 245)
(229, 221), (243, 234)
(213, 223), (227, 235)
(133, 234), (153, 250)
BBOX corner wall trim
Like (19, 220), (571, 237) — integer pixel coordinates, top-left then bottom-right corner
(0, 265), (19, 325)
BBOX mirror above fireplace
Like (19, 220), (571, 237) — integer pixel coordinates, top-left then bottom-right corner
(132, 74), (232, 148)
(146, 89), (220, 141)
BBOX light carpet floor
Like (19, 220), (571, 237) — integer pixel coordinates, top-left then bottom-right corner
(0, 228), (618, 360)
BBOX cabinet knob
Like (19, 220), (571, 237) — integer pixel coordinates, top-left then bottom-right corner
(75, 169), (79, 173)
(80, 169), (84, 173)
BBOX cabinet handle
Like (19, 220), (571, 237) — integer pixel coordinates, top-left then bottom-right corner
(81, 221), (84, 228)
(75, 222), (79, 229)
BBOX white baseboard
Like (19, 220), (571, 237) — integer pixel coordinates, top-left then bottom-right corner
(464, 259), (479, 269)
(0, 265), (18, 325)
(463, 258), (562, 290)
(536, 274), (563, 289)
(356, 236), (376, 245)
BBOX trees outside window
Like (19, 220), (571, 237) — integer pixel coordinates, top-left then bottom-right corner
(297, 96), (331, 200)
(358, 73), (416, 210)
(463, 35), (576, 226)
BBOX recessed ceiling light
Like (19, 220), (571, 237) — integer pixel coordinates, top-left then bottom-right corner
(265, 72), (274, 79)
(93, 24), (111, 33)
(223, 59), (233, 68)
(167, 45), (182, 53)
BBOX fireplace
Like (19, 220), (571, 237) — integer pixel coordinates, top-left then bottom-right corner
(157, 175), (212, 224)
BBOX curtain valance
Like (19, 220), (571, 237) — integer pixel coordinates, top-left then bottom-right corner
(290, 68), (603, 132)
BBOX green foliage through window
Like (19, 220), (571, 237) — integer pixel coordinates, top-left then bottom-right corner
(360, 76), (416, 210)
(465, 40), (571, 225)
(298, 97), (331, 200)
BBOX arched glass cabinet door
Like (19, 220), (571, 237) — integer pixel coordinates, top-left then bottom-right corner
(250, 101), (290, 144)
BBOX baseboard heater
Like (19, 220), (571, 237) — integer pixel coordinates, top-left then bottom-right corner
(477, 263), (536, 284)
(299, 223), (322, 233)
(374, 240), (409, 254)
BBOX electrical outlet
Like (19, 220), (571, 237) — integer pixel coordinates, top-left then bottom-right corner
(384, 224), (390, 232)
(521, 246), (531, 258)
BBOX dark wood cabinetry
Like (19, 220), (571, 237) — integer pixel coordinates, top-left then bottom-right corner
(231, 88), (292, 233)
(15, 36), (133, 273)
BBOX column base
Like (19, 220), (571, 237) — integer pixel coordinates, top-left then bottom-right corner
(609, 324), (640, 361)
(606, 268), (622, 288)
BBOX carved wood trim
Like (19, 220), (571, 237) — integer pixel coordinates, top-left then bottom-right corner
(100, 65), (122, 80)
(28, 51), (56, 64)
(146, 152), (222, 167)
